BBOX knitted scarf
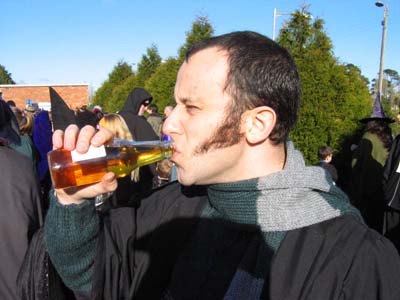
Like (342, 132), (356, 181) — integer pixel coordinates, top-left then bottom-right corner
(204, 141), (361, 300)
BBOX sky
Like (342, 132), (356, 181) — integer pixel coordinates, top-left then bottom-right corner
(1, 0), (399, 91)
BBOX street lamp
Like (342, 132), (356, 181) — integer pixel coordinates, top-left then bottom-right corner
(375, 1), (388, 98)
(272, 7), (312, 41)
(272, 8), (292, 41)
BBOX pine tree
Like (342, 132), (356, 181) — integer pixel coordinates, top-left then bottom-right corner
(93, 61), (133, 111)
(0, 64), (15, 84)
(136, 45), (162, 87)
(278, 7), (371, 167)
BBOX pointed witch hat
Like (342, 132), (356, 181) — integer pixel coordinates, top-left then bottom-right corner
(360, 93), (394, 123)
(49, 87), (77, 131)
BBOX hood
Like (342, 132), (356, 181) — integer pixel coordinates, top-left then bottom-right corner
(207, 141), (361, 232)
(119, 87), (153, 115)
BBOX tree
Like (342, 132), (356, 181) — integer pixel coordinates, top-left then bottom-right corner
(277, 6), (371, 180)
(0, 64), (15, 84)
(384, 69), (400, 109)
(178, 16), (214, 62)
(93, 16), (215, 113)
(145, 57), (181, 111)
(106, 74), (139, 113)
(93, 61), (133, 109)
(146, 16), (214, 112)
(136, 45), (162, 87)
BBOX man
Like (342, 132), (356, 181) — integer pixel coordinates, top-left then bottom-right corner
(146, 103), (163, 138)
(164, 105), (173, 118)
(45, 31), (400, 299)
(118, 87), (158, 141)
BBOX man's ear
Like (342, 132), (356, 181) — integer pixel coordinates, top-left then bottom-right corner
(243, 106), (276, 144)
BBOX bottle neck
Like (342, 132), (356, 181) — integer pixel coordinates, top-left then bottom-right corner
(111, 138), (173, 148)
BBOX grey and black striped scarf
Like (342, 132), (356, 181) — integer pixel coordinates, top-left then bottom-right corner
(205, 140), (361, 300)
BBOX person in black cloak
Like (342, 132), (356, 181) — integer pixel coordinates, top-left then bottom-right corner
(45, 32), (400, 300)
(350, 93), (394, 233)
(118, 87), (160, 188)
(0, 99), (42, 300)
(118, 87), (159, 141)
(382, 133), (400, 253)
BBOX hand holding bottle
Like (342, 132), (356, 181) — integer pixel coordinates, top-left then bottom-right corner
(52, 124), (118, 205)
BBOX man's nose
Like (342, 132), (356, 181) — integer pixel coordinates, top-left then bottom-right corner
(163, 109), (178, 136)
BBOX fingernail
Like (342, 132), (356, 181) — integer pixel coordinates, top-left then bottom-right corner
(106, 173), (115, 182)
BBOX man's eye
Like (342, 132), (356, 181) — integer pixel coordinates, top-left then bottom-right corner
(186, 105), (198, 112)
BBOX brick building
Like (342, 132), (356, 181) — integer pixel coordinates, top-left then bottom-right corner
(0, 84), (90, 110)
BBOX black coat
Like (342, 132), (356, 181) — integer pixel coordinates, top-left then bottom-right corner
(167, 215), (400, 299)
(0, 147), (42, 300)
(92, 183), (207, 300)
(118, 88), (159, 185)
(90, 183), (400, 300)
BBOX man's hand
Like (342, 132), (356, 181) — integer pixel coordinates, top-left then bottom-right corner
(52, 124), (118, 205)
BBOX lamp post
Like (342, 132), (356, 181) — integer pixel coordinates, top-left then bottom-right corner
(272, 7), (312, 41)
(272, 8), (292, 41)
(375, 1), (388, 98)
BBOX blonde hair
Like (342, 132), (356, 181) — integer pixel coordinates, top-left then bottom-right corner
(99, 113), (140, 182)
(11, 107), (34, 135)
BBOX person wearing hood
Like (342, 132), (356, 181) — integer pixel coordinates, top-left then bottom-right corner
(45, 32), (400, 299)
(0, 100), (42, 300)
(118, 87), (160, 187)
(118, 87), (159, 141)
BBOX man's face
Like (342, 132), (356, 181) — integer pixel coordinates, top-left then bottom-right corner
(139, 100), (151, 116)
(163, 47), (245, 186)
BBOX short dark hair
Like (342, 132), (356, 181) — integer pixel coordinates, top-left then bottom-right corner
(318, 146), (333, 160)
(147, 103), (158, 113)
(186, 31), (301, 144)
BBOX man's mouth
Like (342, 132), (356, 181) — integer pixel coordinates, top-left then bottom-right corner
(170, 144), (180, 162)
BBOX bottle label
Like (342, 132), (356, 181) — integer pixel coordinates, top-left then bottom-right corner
(71, 145), (106, 162)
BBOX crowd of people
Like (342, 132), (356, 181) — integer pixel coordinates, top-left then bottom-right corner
(1, 31), (400, 299)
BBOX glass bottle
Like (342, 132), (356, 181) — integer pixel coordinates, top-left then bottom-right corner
(47, 139), (173, 189)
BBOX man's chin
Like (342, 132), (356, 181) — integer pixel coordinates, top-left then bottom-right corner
(175, 172), (196, 187)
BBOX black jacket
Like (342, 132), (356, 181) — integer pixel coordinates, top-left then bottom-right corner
(91, 183), (400, 300)
(92, 183), (207, 300)
(0, 147), (42, 300)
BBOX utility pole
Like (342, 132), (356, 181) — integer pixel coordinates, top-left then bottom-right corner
(272, 8), (292, 41)
(376, 2), (388, 98)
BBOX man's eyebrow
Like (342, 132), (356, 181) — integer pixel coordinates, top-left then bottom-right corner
(178, 97), (194, 105)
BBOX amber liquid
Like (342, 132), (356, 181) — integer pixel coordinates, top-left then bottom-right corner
(48, 143), (173, 189)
